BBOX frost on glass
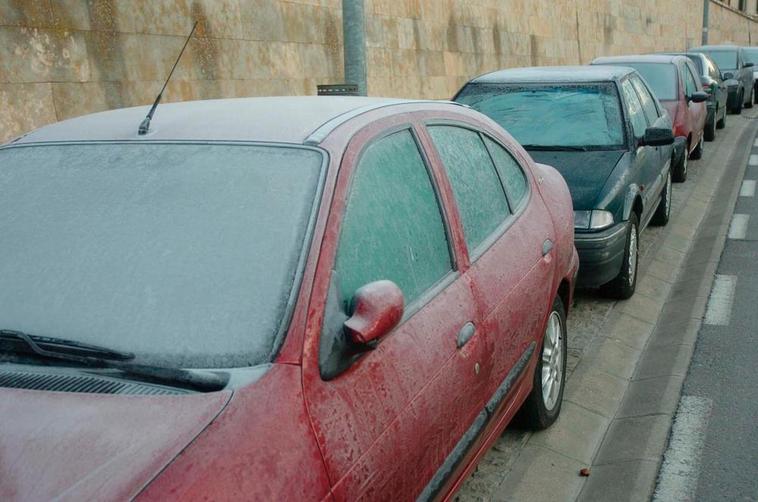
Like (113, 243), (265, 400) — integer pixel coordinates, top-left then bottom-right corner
(457, 83), (625, 148)
(0, 143), (323, 368)
(335, 130), (452, 310)
(701, 50), (737, 71)
(615, 63), (678, 100)
(482, 136), (528, 209)
(428, 126), (510, 252)
(621, 80), (648, 137)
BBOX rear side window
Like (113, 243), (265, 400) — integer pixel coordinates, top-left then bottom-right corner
(335, 129), (452, 308)
(621, 80), (648, 136)
(482, 136), (528, 209)
(630, 76), (660, 125)
(428, 126), (510, 253)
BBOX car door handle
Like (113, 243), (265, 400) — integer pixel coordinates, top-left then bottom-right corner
(542, 239), (554, 257)
(456, 322), (476, 349)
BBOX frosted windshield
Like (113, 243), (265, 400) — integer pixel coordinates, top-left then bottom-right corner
(457, 83), (625, 149)
(0, 143), (323, 368)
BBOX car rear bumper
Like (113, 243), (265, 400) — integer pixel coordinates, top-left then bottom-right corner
(574, 222), (627, 288)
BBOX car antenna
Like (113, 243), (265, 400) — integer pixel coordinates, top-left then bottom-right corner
(138, 21), (198, 135)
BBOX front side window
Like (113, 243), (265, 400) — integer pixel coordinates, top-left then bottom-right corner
(683, 64), (699, 96)
(0, 143), (324, 368)
(335, 130), (452, 310)
(630, 76), (660, 125)
(621, 79), (648, 136)
(428, 126), (510, 253)
(456, 82), (625, 149)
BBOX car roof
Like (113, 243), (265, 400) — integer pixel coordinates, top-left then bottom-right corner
(592, 54), (686, 65)
(691, 45), (741, 51)
(9, 96), (454, 146)
(468, 65), (633, 84)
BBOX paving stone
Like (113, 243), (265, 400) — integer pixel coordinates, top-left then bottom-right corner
(529, 402), (610, 464)
(616, 293), (661, 325)
(563, 367), (627, 419)
(594, 415), (673, 464)
(491, 445), (585, 502)
(587, 338), (641, 380)
(577, 459), (661, 502)
(605, 312), (655, 350)
(616, 375), (686, 418)
(634, 343), (695, 380)
(634, 275), (672, 304)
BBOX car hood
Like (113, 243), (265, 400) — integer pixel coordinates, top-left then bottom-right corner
(527, 150), (625, 209)
(0, 384), (231, 501)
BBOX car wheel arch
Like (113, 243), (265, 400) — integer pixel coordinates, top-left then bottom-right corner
(622, 186), (644, 222)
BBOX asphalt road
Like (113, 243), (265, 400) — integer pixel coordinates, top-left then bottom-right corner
(659, 128), (758, 501)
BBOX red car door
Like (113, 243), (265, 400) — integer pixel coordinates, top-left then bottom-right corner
(302, 121), (491, 500)
(424, 123), (556, 423)
(682, 61), (707, 144)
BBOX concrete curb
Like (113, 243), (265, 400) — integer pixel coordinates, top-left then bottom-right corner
(488, 114), (758, 502)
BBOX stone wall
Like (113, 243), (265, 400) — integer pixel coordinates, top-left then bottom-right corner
(1, 0), (757, 142)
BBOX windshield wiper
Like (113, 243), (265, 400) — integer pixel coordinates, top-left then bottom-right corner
(521, 144), (590, 152)
(0, 329), (227, 392)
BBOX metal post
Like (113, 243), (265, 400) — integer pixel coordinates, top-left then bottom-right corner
(342, 0), (367, 96)
(702, 0), (710, 45)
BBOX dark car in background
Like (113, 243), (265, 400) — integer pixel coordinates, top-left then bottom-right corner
(592, 55), (708, 182)
(743, 46), (758, 104)
(664, 52), (728, 140)
(455, 66), (675, 299)
(0, 96), (579, 500)
(690, 45), (754, 113)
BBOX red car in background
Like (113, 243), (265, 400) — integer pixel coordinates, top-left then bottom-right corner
(0, 97), (578, 500)
(592, 55), (709, 182)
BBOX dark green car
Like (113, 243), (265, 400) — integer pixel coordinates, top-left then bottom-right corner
(454, 66), (675, 299)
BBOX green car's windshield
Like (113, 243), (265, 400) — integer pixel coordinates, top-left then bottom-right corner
(701, 50), (738, 71)
(0, 143), (323, 369)
(456, 82), (626, 149)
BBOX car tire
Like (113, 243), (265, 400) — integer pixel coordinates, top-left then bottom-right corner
(746, 87), (754, 109)
(704, 115), (716, 141)
(734, 91), (743, 114)
(673, 149), (687, 182)
(651, 171), (672, 226)
(600, 213), (638, 300)
(717, 106), (726, 129)
(690, 135), (704, 160)
(517, 295), (567, 430)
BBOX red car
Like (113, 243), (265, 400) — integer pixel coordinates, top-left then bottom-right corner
(592, 55), (709, 182)
(0, 97), (578, 500)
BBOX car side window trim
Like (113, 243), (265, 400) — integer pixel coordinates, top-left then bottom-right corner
(422, 119), (533, 261)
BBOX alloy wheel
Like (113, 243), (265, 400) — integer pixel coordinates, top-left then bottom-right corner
(541, 311), (563, 411)
(627, 222), (638, 287)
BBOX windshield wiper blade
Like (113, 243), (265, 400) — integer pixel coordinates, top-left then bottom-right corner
(521, 144), (589, 151)
(0, 329), (134, 361)
(0, 329), (227, 392)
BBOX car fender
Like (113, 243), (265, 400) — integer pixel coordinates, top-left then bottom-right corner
(532, 162), (575, 291)
(622, 184), (643, 222)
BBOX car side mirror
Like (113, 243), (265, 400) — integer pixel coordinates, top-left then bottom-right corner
(689, 91), (709, 103)
(344, 280), (404, 345)
(745, 62), (754, 68)
(640, 127), (674, 147)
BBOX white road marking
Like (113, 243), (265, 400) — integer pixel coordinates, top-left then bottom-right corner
(728, 214), (749, 240)
(740, 180), (756, 197)
(751, 154), (758, 166)
(704, 274), (737, 326)
(653, 396), (713, 502)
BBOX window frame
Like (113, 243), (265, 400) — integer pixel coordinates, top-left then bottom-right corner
(333, 124), (459, 320)
(422, 119), (532, 262)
